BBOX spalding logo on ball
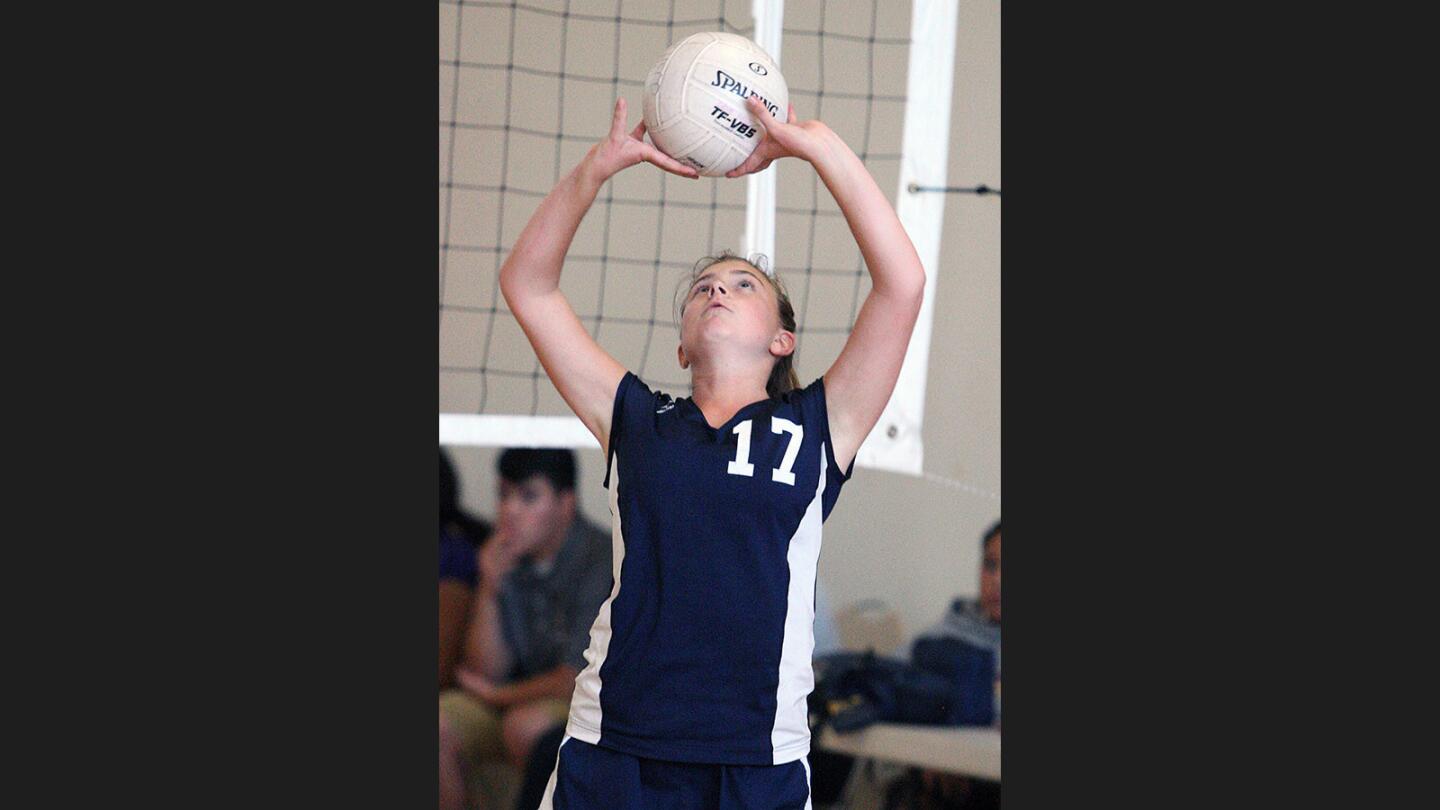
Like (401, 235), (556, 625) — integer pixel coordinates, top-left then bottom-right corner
(642, 32), (789, 178)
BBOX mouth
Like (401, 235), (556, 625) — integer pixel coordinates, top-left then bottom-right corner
(706, 302), (730, 312)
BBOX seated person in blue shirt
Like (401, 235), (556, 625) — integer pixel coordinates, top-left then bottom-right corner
(917, 520), (1001, 679)
(440, 448), (492, 690)
(439, 449), (612, 810)
(905, 520), (1001, 810)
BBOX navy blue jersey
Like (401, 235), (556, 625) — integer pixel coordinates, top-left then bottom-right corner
(565, 372), (853, 766)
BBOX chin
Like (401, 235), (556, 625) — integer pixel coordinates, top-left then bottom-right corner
(688, 327), (738, 352)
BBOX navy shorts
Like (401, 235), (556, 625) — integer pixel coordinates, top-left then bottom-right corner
(537, 734), (813, 810)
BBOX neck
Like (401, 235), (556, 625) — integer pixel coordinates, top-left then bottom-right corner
(689, 357), (770, 427)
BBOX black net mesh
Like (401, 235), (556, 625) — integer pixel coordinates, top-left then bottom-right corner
(439, 0), (913, 422)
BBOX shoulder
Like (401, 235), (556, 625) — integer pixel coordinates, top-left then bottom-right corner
(617, 371), (665, 405)
(916, 598), (970, 634)
(439, 530), (479, 584)
(570, 520), (614, 584)
(578, 517), (610, 543)
(442, 515), (491, 549)
(950, 597), (975, 615)
(781, 376), (826, 403)
(439, 525), (475, 555)
(613, 372), (682, 422)
(772, 377), (838, 439)
(572, 519), (612, 561)
(772, 377), (828, 417)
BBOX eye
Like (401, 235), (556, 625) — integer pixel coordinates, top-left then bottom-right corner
(738, 279), (753, 289)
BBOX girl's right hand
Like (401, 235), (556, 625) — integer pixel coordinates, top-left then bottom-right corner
(477, 529), (519, 594)
(583, 97), (700, 184)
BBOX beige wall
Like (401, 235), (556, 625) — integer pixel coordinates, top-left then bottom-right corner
(440, 0), (999, 652)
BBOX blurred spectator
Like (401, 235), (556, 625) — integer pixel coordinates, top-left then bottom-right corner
(917, 520), (1000, 673)
(439, 449), (612, 810)
(898, 520), (1001, 810)
(441, 449), (492, 690)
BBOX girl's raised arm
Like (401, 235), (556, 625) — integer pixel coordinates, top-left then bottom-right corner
(728, 97), (926, 472)
(499, 98), (698, 455)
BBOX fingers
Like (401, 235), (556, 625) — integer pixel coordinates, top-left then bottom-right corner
(610, 97), (627, 137)
(642, 145), (700, 178)
(724, 152), (766, 178)
(745, 95), (773, 127)
(746, 97), (792, 150)
(746, 95), (782, 123)
(787, 103), (797, 125)
(630, 119), (647, 140)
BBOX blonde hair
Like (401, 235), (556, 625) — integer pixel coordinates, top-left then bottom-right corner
(674, 251), (800, 399)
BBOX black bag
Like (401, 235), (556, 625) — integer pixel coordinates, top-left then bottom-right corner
(809, 651), (958, 733)
(910, 636), (997, 726)
(806, 648), (996, 807)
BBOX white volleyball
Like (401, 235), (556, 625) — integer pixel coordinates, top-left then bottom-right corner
(642, 31), (789, 177)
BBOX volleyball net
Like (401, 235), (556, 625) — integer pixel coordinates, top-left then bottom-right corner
(439, 0), (959, 476)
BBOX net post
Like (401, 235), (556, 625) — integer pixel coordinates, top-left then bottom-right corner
(857, 0), (960, 476)
(744, 0), (785, 266)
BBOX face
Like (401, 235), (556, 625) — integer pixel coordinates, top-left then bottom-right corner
(678, 261), (792, 368)
(979, 533), (1001, 623)
(495, 475), (573, 558)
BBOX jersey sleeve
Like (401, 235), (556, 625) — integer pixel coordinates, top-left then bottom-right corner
(792, 376), (855, 519)
(602, 371), (670, 489)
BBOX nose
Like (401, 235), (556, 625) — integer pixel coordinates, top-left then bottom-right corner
(708, 281), (727, 298)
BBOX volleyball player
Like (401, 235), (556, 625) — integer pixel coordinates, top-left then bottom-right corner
(496, 95), (925, 808)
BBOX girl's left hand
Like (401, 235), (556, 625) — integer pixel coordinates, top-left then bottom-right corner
(725, 96), (835, 177)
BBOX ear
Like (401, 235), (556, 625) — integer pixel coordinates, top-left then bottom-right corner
(677, 343), (690, 369)
(769, 330), (796, 359)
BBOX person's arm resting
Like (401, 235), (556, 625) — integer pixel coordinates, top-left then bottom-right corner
(462, 580), (514, 682)
(479, 664), (579, 708)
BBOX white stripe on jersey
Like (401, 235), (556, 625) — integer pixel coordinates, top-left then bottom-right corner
(800, 755), (814, 810)
(564, 453), (626, 744)
(770, 443), (828, 764)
